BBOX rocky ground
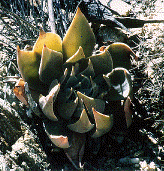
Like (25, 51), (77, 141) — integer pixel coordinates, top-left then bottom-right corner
(0, 0), (164, 170)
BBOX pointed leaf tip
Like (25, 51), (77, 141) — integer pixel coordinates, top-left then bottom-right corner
(77, 91), (105, 118)
(39, 46), (63, 84)
(67, 109), (94, 133)
(106, 42), (135, 69)
(62, 6), (96, 60)
(92, 108), (113, 138)
(66, 46), (85, 63)
(77, 7), (81, 13)
(39, 84), (60, 121)
(89, 49), (113, 75)
(39, 28), (46, 35)
(58, 97), (78, 120)
(17, 45), (20, 52)
(33, 30), (62, 55)
(44, 121), (71, 149)
(17, 47), (47, 90)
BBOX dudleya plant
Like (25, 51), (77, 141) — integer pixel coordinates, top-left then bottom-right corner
(14, 7), (137, 169)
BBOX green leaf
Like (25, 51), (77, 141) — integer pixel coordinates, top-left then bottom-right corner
(17, 46), (47, 91)
(104, 67), (132, 100)
(58, 97), (79, 120)
(89, 49), (113, 76)
(67, 108), (94, 133)
(39, 45), (63, 84)
(92, 108), (113, 138)
(43, 121), (71, 149)
(77, 91), (105, 119)
(62, 7), (96, 61)
(33, 28), (62, 55)
(65, 46), (85, 63)
(39, 83), (60, 121)
(106, 42), (137, 70)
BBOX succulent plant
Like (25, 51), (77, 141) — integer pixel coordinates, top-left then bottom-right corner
(14, 7), (137, 169)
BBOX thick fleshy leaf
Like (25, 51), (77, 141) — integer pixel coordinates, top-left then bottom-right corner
(124, 97), (133, 128)
(65, 66), (78, 88)
(33, 28), (62, 55)
(77, 91), (105, 118)
(90, 76), (99, 97)
(73, 74), (92, 95)
(62, 7), (96, 61)
(79, 74), (91, 89)
(89, 49), (113, 76)
(39, 45), (63, 84)
(39, 83), (60, 121)
(93, 75), (109, 95)
(56, 88), (74, 105)
(59, 68), (68, 84)
(17, 46), (47, 91)
(58, 97), (79, 120)
(92, 108), (113, 138)
(48, 79), (59, 93)
(106, 42), (138, 70)
(65, 46), (85, 63)
(104, 67), (132, 100)
(80, 59), (95, 77)
(49, 135), (70, 148)
(64, 132), (86, 169)
(72, 98), (84, 118)
(43, 121), (70, 148)
(102, 86), (125, 101)
(67, 108), (94, 133)
(13, 78), (28, 106)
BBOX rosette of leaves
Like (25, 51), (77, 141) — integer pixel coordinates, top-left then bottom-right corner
(14, 7), (137, 169)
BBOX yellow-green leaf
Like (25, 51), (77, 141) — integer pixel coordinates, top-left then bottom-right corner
(17, 46), (46, 91)
(39, 83), (60, 121)
(67, 109), (94, 133)
(77, 91), (105, 118)
(104, 67), (132, 100)
(62, 7), (96, 61)
(33, 28), (62, 55)
(92, 108), (113, 138)
(39, 45), (63, 84)
(65, 46), (85, 63)
(106, 42), (138, 70)
(89, 49), (113, 76)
